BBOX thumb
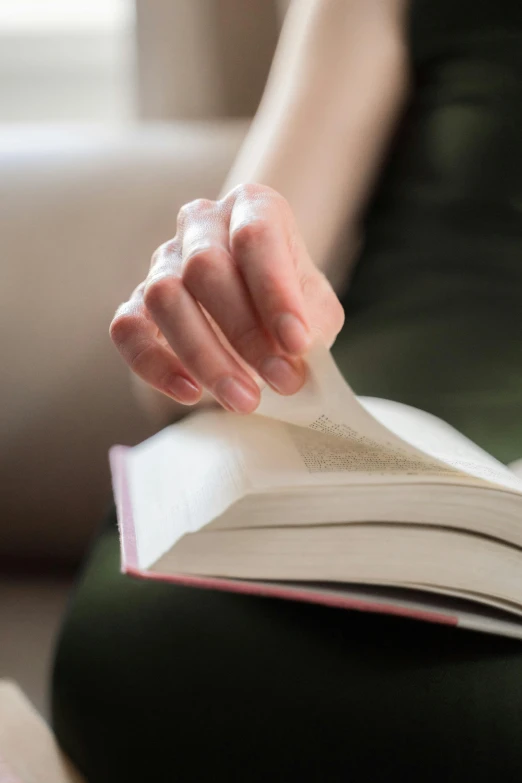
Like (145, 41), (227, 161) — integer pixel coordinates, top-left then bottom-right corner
(300, 264), (345, 350)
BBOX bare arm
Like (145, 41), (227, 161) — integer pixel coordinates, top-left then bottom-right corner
(221, 0), (409, 276)
(128, 0), (409, 425)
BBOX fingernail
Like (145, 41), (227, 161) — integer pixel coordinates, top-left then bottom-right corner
(275, 313), (310, 354)
(215, 377), (259, 413)
(167, 375), (201, 404)
(259, 356), (305, 395)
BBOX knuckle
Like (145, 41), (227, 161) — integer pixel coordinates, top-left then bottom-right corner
(231, 219), (270, 256)
(300, 268), (335, 303)
(185, 348), (204, 374)
(182, 246), (219, 287)
(184, 245), (215, 272)
(299, 271), (318, 301)
(231, 323), (265, 358)
(230, 182), (285, 206)
(176, 203), (191, 227)
(177, 198), (214, 227)
(130, 280), (147, 300)
(150, 237), (179, 271)
(127, 338), (156, 374)
(332, 296), (346, 334)
(300, 270), (345, 339)
(258, 267), (284, 299)
(143, 274), (180, 313)
(189, 197), (214, 211)
(230, 182), (264, 201)
(150, 246), (162, 268)
(109, 310), (140, 347)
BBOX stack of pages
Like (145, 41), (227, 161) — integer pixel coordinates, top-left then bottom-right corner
(110, 345), (522, 638)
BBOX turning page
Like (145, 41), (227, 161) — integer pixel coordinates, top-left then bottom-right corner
(111, 342), (522, 570)
(254, 343), (522, 493)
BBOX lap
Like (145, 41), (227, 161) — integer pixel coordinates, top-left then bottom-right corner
(52, 502), (522, 783)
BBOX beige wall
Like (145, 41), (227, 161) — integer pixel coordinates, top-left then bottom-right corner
(136, 0), (280, 120)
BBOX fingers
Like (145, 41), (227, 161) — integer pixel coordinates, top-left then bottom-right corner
(228, 185), (344, 352)
(300, 264), (346, 348)
(111, 185), (345, 416)
(109, 283), (202, 405)
(144, 242), (261, 414)
(227, 184), (312, 356)
(181, 200), (306, 396)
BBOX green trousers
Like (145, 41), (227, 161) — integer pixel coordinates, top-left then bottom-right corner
(51, 502), (522, 782)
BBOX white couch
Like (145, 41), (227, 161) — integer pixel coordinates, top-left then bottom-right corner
(0, 0), (285, 726)
(0, 120), (247, 561)
(0, 0), (287, 563)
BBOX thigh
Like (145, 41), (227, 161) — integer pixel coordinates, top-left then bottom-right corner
(52, 503), (522, 783)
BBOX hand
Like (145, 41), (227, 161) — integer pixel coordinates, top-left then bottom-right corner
(110, 184), (345, 414)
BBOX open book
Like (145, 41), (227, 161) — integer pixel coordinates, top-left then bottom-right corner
(109, 344), (522, 639)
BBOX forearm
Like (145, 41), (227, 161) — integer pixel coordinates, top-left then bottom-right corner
(132, 0), (410, 426)
(220, 0), (410, 280)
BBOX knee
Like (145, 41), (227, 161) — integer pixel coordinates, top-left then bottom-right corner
(51, 602), (99, 778)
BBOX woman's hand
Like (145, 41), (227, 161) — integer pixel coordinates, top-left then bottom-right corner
(110, 184), (345, 414)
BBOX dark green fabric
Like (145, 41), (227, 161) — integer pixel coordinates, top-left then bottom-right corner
(52, 505), (522, 783)
(334, 0), (522, 464)
(52, 1), (522, 780)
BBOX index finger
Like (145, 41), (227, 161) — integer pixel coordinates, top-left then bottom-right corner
(227, 184), (312, 356)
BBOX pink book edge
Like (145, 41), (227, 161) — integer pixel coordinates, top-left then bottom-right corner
(108, 444), (458, 628)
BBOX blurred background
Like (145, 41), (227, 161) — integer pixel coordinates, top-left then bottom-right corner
(0, 0), (291, 717)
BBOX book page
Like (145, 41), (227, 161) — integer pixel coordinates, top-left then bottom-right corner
(252, 344), (465, 484)
(232, 415), (462, 491)
(126, 409), (249, 569)
(256, 344), (452, 467)
(509, 458), (522, 478)
(362, 398), (522, 492)
(254, 343), (522, 494)
(156, 522), (522, 607)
